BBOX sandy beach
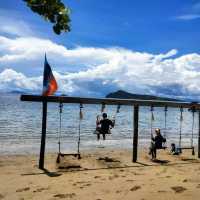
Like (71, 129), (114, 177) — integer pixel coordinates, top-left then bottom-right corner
(0, 148), (200, 200)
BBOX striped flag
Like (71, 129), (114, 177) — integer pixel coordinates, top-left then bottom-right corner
(42, 54), (58, 96)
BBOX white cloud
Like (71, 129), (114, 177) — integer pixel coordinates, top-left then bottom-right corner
(0, 68), (41, 92)
(0, 20), (33, 37)
(175, 14), (200, 20)
(0, 9), (33, 37)
(0, 35), (200, 99)
(175, 2), (200, 21)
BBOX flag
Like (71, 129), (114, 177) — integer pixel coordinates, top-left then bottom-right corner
(42, 54), (58, 96)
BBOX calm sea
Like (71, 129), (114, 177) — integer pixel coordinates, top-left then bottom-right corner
(0, 93), (198, 155)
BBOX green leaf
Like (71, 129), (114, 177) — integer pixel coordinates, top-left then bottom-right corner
(24, 0), (71, 35)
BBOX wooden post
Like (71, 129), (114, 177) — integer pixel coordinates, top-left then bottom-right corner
(133, 105), (139, 162)
(198, 110), (200, 159)
(39, 100), (47, 169)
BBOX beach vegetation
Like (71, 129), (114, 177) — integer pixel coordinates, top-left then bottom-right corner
(23, 0), (71, 34)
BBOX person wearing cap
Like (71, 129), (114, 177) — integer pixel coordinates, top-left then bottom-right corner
(149, 128), (166, 159)
(96, 113), (115, 140)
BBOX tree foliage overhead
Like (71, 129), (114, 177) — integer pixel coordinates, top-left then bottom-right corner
(24, 0), (71, 34)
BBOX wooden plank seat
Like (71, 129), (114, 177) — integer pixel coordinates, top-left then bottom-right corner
(177, 147), (194, 150)
(156, 146), (167, 150)
(58, 153), (81, 159)
(176, 146), (195, 155)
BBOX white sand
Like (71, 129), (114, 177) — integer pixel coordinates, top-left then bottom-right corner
(0, 148), (200, 200)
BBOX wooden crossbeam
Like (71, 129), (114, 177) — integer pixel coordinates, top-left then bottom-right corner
(21, 95), (200, 109)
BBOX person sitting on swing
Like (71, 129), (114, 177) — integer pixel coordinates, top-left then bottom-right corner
(96, 113), (115, 140)
(149, 128), (166, 159)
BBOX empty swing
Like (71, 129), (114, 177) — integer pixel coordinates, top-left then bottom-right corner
(175, 106), (195, 155)
(56, 102), (82, 164)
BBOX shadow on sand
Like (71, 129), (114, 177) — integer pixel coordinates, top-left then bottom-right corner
(21, 168), (62, 177)
(20, 158), (200, 176)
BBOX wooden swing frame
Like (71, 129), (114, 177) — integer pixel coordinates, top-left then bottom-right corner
(20, 94), (200, 169)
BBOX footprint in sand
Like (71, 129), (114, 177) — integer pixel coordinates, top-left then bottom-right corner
(109, 174), (119, 180)
(84, 183), (91, 187)
(78, 183), (91, 189)
(97, 157), (120, 163)
(126, 179), (135, 182)
(0, 194), (4, 199)
(171, 186), (187, 193)
(132, 172), (144, 176)
(33, 187), (49, 193)
(196, 184), (200, 188)
(130, 186), (141, 191)
(76, 181), (91, 185)
(16, 187), (30, 192)
(53, 193), (76, 199)
(94, 176), (101, 179)
(113, 174), (119, 178)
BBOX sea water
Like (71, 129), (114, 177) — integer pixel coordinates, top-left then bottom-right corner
(0, 93), (198, 155)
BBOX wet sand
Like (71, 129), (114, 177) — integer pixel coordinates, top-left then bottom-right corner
(0, 148), (200, 200)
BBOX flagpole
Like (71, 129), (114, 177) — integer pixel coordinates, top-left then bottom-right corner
(38, 53), (48, 169)
(39, 54), (57, 169)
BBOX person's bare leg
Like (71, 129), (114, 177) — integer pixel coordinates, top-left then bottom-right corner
(153, 148), (157, 159)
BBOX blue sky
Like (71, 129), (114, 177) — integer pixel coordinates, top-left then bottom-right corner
(0, 0), (200, 98)
(67, 0), (200, 54)
(1, 0), (200, 53)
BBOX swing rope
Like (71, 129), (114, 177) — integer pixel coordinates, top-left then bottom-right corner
(95, 103), (106, 122)
(77, 103), (83, 156)
(112, 104), (121, 120)
(179, 107), (183, 150)
(111, 104), (121, 128)
(101, 103), (106, 113)
(56, 102), (63, 164)
(163, 106), (167, 138)
(190, 106), (196, 150)
(116, 104), (121, 113)
(150, 105), (154, 138)
(191, 108), (195, 155)
(96, 103), (106, 126)
(58, 102), (63, 154)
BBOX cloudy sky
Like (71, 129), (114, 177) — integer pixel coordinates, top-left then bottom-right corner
(0, 0), (200, 99)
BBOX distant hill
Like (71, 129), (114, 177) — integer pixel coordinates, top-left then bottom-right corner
(10, 90), (25, 94)
(106, 90), (181, 101)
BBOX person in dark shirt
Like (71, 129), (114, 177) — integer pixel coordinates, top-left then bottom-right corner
(149, 128), (166, 159)
(96, 113), (115, 140)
